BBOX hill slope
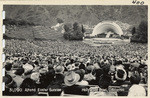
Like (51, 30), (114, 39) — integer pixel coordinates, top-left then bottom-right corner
(4, 5), (147, 27)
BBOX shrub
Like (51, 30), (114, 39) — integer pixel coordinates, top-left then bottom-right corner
(131, 27), (136, 35)
(63, 22), (85, 40)
(131, 21), (148, 43)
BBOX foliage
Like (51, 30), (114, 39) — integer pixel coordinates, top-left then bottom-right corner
(131, 21), (148, 43)
(131, 27), (136, 35)
(63, 22), (85, 40)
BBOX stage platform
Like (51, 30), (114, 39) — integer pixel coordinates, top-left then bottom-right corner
(83, 38), (130, 46)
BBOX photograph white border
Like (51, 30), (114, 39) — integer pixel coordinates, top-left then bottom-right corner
(0, 0), (149, 98)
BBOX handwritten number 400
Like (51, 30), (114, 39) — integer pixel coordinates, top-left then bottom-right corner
(132, 0), (144, 5)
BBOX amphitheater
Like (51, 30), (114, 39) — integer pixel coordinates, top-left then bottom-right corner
(83, 21), (131, 46)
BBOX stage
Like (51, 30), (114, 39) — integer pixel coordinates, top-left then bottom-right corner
(83, 38), (130, 46)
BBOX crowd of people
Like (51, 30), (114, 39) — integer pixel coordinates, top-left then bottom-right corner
(3, 39), (148, 96)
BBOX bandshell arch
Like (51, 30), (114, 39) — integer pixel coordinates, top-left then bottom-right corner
(91, 21), (124, 36)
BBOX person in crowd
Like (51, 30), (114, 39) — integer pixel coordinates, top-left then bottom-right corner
(3, 74), (17, 95)
(64, 71), (80, 86)
(128, 73), (146, 96)
(4, 62), (15, 78)
(90, 73), (112, 96)
(46, 66), (64, 96)
(113, 65), (127, 86)
(22, 63), (34, 78)
(79, 62), (86, 70)
(84, 65), (96, 82)
(54, 65), (65, 84)
(13, 68), (24, 87)
(75, 69), (89, 85)
(63, 71), (89, 95)
(20, 78), (37, 95)
(44, 66), (55, 85)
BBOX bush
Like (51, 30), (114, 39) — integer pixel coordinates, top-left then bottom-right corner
(64, 24), (70, 32)
(131, 27), (136, 35)
(63, 22), (85, 40)
(131, 21), (148, 43)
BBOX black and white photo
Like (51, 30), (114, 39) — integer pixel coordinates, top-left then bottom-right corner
(2, 5), (148, 96)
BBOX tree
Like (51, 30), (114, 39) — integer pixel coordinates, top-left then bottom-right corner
(131, 21), (148, 43)
(63, 31), (70, 40)
(138, 21), (148, 43)
(131, 27), (136, 35)
(73, 22), (79, 31)
(81, 25), (86, 33)
(63, 22), (85, 40)
(138, 21), (147, 36)
(64, 24), (70, 32)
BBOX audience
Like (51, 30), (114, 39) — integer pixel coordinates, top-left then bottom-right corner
(3, 39), (148, 96)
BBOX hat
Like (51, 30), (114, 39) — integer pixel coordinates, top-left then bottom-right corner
(80, 58), (86, 63)
(98, 74), (111, 89)
(86, 65), (94, 73)
(109, 65), (116, 73)
(141, 60), (148, 65)
(102, 64), (110, 74)
(131, 62), (140, 68)
(130, 73), (141, 84)
(93, 63), (100, 69)
(21, 57), (28, 64)
(30, 72), (40, 81)
(75, 62), (80, 67)
(3, 74), (13, 85)
(23, 63), (33, 73)
(54, 65), (64, 74)
(6, 60), (13, 63)
(15, 68), (24, 76)
(116, 60), (122, 65)
(64, 71), (80, 86)
(128, 85), (146, 96)
(115, 67), (127, 81)
(75, 69), (85, 81)
(39, 67), (48, 74)
(3, 74), (16, 88)
(66, 64), (76, 71)
(5, 62), (13, 71)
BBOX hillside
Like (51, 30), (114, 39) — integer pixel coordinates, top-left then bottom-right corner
(3, 5), (147, 40)
(4, 25), (64, 40)
(4, 5), (147, 27)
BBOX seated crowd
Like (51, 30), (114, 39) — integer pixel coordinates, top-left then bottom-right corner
(3, 51), (148, 96)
